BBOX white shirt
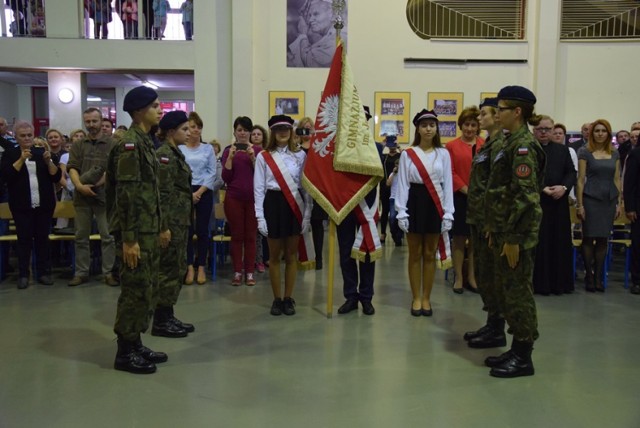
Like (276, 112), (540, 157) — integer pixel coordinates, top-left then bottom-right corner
(253, 146), (310, 220)
(25, 159), (40, 208)
(395, 147), (454, 221)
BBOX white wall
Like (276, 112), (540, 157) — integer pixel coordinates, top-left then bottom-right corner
(0, 80), (18, 122)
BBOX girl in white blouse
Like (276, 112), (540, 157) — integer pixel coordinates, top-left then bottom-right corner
(254, 115), (311, 316)
(396, 109), (454, 317)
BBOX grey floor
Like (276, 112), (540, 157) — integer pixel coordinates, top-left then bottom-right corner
(1, 243), (639, 428)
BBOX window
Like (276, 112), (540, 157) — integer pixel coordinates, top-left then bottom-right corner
(561, 0), (640, 40)
(406, 0), (527, 40)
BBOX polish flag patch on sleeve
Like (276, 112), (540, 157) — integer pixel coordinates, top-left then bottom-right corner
(124, 143), (135, 151)
(517, 147), (528, 156)
(159, 156), (170, 164)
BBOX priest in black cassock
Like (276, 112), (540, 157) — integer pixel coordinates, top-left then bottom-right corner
(532, 117), (577, 295)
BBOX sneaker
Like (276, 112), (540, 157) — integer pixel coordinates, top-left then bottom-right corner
(231, 272), (242, 286)
(282, 297), (296, 316)
(104, 274), (119, 287)
(246, 273), (256, 286)
(68, 276), (89, 287)
(256, 263), (266, 273)
(270, 298), (283, 316)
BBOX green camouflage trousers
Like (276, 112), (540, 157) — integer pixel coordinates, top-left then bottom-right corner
(470, 225), (502, 318)
(113, 233), (160, 341)
(491, 233), (539, 342)
(156, 226), (188, 307)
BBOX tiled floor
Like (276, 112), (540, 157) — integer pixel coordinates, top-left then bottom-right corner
(1, 243), (639, 428)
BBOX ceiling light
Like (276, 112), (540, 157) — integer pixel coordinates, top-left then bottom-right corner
(143, 81), (159, 90)
(87, 96), (102, 102)
(57, 88), (74, 104)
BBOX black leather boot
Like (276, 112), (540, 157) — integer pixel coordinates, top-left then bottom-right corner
(484, 350), (513, 368)
(169, 306), (195, 333)
(152, 306), (188, 338)
(114, 337), (157, 374)
(468, 318), (506, 348)
(489, 339), (535, 378)
(134, 337), (168, 364)
(463, 314), (503, 341)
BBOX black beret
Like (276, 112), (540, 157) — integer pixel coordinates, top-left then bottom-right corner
(123, 86), (158, 113)
(385, 135), (398, 147)
(497, 86), (536, 105)
(479, 97), (499, 109)
(363, 106), (372, 121)
(268, 114), (294, 129)
(159, 111), (189, 131)
(413, 109), (438, 126)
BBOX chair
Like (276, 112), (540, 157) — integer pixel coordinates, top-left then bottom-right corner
(0, 203), (18, 281)
(569, 205), (583, 281)
(210, 203), (231, 281)
(604, 214), (632, 289)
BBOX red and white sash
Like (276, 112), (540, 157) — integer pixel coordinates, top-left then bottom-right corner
(351, 192), (383, 262)
(262, 151), (315, 269)
(406, 148), (452, 270)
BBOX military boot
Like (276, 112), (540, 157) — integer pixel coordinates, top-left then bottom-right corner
(152, 306), (188, 338)
(114, 337), (157, 374)
(463, 314), (502, 341)
(489, 339), (535, 378)
(134, 337), (168, 364)
(169, 306), (195, 333)
(467, 317), (506, 348)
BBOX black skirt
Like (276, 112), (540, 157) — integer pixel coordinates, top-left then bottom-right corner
(451, 192), (470, 236)
(264, 190), (301, 239)
(407, 183), (441, 234)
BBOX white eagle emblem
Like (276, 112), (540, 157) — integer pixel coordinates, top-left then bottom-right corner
(313, 95), (339, 157)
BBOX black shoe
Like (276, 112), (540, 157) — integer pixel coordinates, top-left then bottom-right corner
(411, 307), (422, 317)
(37, 275), (54, 285)
(315, 260), (323, 270)
(338, 299), (358, 314)
(17, 277), (29, 290)
(361, 301), (375, 315)
(270, 298), (283, 316)
(595, 283), (605, 292)
(171, 317), (195, 333)
(485, 350), (514, 368)
(630, 284), (640, 295)
(464, 283), (479, 293)
(394, 239), (402, 247)
(468, 329), (507, 349)
(282, 297), (296, 316)
(134, 339), (168, 364)
(463, 324), (492, 341)
(453, 287), (464, 294)
(489, 352), (535, 378)
(151, 322), (188, 338)
(422, 307), (433, 317)
(114, 339), (157, 374)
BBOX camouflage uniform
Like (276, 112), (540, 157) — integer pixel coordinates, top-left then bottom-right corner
(155, 142), (193, 307)
(467, 133), (504, 316)
(484, 125), (545, 342)
(107, 125), (163, 342)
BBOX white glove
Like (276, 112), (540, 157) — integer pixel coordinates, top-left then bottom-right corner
(301, 218), (311, 234)
(441, 219), (453, 233)
(398, 218), (409, 233)
(258, 218), (268, 237)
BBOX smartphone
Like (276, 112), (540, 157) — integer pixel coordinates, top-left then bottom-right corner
(235, 143), (248, 151)
(30, 146), (45, 160)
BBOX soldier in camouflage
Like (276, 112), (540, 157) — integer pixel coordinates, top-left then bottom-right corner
(152, 111), (195, 338)
(463, 97), (508, 349)
(107, 86), (169, 374)
(482, 86), (546, 378)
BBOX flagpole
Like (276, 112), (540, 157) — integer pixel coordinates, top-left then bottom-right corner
(324, 1), (345, 319)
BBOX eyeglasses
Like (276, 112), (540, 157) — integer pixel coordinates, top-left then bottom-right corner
(497, 106), (515, 112)
(534, 127), (552, 133)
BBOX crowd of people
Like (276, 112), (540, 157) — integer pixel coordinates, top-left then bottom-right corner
(1, 84), (639, 378)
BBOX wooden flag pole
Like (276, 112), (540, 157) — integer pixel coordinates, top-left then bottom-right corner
(326, 220), (336, 318)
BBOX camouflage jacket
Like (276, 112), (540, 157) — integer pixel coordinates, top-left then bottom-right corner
(484, 125), (546, 249)
(67, 134), (114, 205)
(106, 125), (162, 242)
(466, 132), (504, 226)
(156, 142), (193, 229)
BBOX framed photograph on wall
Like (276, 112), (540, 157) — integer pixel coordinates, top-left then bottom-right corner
(480, 92), (498, 103)
(269, 91), (305, 121)
(427, 92), (464, 144)
(374, 92), (411, 144)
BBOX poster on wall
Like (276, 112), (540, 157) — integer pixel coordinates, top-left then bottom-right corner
(269, 91), (306, 121)
(374, 92), (411, 144)
(427, 92), (464, 144)
(480, 92), (498, 103)
(287, 0), (348, 68)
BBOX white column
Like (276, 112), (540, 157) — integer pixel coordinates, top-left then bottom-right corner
(231, 0), (254, 121)
(45, 0), (82, 38)
(47, 71), (86, 134)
